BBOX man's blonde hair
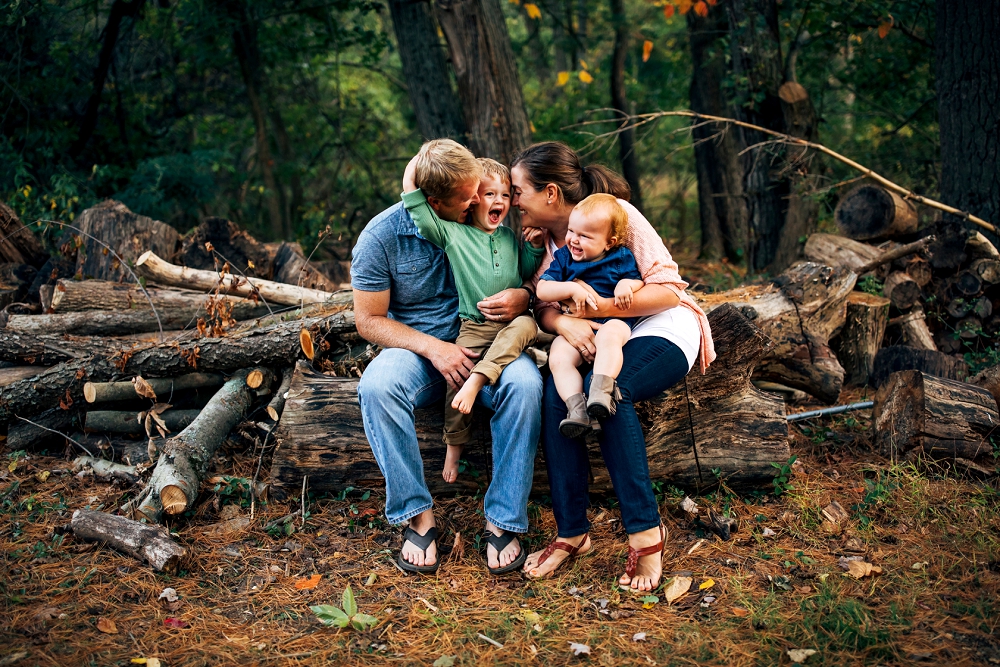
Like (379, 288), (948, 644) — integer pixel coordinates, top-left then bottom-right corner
(575, 193), (629, 246)
(414, 139), (483, 201)
(477, 157), (510, 186)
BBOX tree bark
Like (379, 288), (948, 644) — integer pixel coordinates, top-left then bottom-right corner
(871, 346), (969, 389)
(85, 373), (224, 404)
(131, 368), (273, 521)
(874, 370), (997, 463)
(890, 308), (937, 351)
(71, 509), (186, 573)
(0, 366), (46, 388)
(388, 0), (467, 142)
(7, 407), (80, 451)
(0, 311), (354, 429)
(609, 0), (642, 210)
(936, 1), (1000, 251)
(687, 9), (747, 262)
(436, 0), (532, 163)
(178, 217), (273, 277)
(73, 201), (181, 283)
(135, 251), (338, 308)
(0, 202), (47, 267)
(49, 279), (270, 320)
(803, 233), (882, 273)
(268, 304), (789, 497)
(85, 409), (202, 436)
(832, 292), (889, 386)
(883, 272), (921, 310)
(272, 242), (340, 292)
(834, 184), (918, 241)
(4, 303), (267, 337)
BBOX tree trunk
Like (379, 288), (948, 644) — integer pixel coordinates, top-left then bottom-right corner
(135, 251), (338, 308)
(874, 370), (997, 463)
(0, 311), (354, 428)
(73, 201), (180, 283)
(871, 346), (969, 388)
(0, 332), (126, 365)
(936, 1), (1000, 251)
(388, 0), (467, 142)
(7, 406), (79, 451)
(272, 242), (340, 292)
(436, 0), (532, 163)
(832, 292), (889, 386)
(130, 367), (273, 521)
(268, 304), (789, 497)
(0, 202), (47, 267)
(698, 261), (856, 403)
(803, 233), (882, 273)
(71, 509), (186, 573)
(687, 9), (748, 262)
(0, 366), (46, 387)
(834, 184), (918, 241)
(85, 373), (224, 404)
(85, 409), (202, 436)
(609, 0), (642, 210)
(179, 217), (274, 276)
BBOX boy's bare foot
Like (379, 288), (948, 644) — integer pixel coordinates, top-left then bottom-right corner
(523, 533), (591, 578)
(400, 509), (437, 568)
(451, 372), (488, 415)
(443, 444), (463, 483)
(618, 525), (665, 592)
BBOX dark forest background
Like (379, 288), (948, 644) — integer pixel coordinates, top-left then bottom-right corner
(1, 0), (996, 273)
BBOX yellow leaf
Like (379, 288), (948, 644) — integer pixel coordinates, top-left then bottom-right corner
(579, 59), (588, 70)
(578, 70), (594, 84)
(642, 40), (653, 63)
(524, 3), (541, 19)
(699, 578), (715, 590)
(677, 0), (692, 14)
(694, 0), (708, 16)
(557, 71), (570, 86)
(663, 4), (675, 18)
(529, 121), (536, 133)
(35, 470), (50, 483)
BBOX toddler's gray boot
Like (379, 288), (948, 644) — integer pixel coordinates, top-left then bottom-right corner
(559, 393), (593, 438)
(587, 374), (621, 420)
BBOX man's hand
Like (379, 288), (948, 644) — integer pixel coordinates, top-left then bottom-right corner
(614, 280), (634, 309)
(523, 226), (545, 248)
(427, 340), (480, 390)
(478, 287), (530, 323)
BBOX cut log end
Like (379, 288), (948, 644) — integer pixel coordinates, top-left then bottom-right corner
(136, 250), (154, 266)
(84, 383), (98, 403)
(246, 369), (264, 389)
(160, 486), (189, 515)
(300, 328), (315, 360)
(835, 184), (918, 240)
(266, 406), (280, 421)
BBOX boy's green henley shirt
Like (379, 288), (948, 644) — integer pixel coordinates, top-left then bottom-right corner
(402, 189), (544, 323)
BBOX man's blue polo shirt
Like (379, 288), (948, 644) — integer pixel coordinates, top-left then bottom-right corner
(351, 202), (460, 342)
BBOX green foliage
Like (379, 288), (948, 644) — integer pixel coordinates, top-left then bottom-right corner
(857, 274), (884, 296)
(770, 455), (797, 497)
(852, 472), (899, 527)
(311, 585), (378, 631)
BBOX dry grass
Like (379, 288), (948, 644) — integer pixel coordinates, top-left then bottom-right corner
(2, 402), (1000, 666)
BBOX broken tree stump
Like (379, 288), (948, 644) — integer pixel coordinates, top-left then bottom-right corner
(835, 183), (918, 240)
(889, 308), (937, 351)
(179, 217), (273, 277)
(70, 509), (186, 573)
(870, 346), (969, 388)
(130, 367), (274, 521)
(272, 242), (340, 292)
(268, 304), (789, 497)
(73, 201), (180, 282)
(697, 262), (856, 403)
(832, 292), (889, 386)
(874, 370), (997, 462)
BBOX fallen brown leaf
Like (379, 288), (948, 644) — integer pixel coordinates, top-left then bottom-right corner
(96, 617), (118, 634)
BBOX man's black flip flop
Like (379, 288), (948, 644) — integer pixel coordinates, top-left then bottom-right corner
(397, 525), (440, 574)
(484, 530), (527, 575)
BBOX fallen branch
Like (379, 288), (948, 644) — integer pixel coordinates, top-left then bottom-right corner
(85, 373), (224, 404)
(70, 509), (186, 573)
(72, 456), (139, 484)
(856, 236), (935, 275)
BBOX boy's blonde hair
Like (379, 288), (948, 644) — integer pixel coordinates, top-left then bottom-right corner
(477, 157), (510, 186)
(414, 139), (483, 201)
(575, 193), (629, 246)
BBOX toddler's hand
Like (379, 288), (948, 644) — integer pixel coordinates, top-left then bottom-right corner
(614, 281), (633, 309)
(571, 284), (598, 314)
(522, 226), (545, 248)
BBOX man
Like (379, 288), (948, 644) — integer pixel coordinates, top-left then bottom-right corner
(352, 139), (541, 574)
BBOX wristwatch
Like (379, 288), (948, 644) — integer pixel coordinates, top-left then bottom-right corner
(522, 286), (536, 311)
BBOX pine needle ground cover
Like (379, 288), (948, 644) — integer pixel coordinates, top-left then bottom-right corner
(2, 402), (999, 666)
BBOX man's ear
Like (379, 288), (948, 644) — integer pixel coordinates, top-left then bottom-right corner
(425, 196), (444, 214)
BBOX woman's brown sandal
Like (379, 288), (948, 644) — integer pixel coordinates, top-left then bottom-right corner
(526, 534), (591, 578)
(621, 525), (666, 590)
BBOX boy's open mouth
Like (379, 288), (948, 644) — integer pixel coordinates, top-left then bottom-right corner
(487, 204), (504, 225)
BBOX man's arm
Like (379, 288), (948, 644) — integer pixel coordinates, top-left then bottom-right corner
(353, 288), (478, 390)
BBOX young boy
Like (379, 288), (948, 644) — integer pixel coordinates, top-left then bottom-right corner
(535, 193), (644, 438)
(402, 143), (545, 483)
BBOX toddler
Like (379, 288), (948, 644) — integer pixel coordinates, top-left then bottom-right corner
(535, 193), (644, 437)
(403, 145), (544, 483)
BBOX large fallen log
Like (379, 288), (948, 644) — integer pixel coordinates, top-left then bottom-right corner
(874, 370), (997, 463)
(7, 407), (80, 451)
(0, 366), (46, 387)
(0, 311), (354, 429)
(870, 346), (969, 388)
(835, 183), (918, 240)
(70, 509), (186, 573)
(4, 307), (261, 337)
(0, 201), (48, 267)
(136, 251), (337, 308)
(268, 304), (789, 497)
(697, 262), (856, 403)
(832, 292), (889, 386)
(804, 233), (881, 273)
(49, 279), (272, 317)
(73, 201), (180, 282)
(128, 367), (273, 521)
(0, 332), (131, 365)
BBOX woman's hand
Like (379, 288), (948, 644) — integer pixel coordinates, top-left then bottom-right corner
(402, 155), (419, 192)
(554, 315), (602, 363)
(478, 288), (530, 323)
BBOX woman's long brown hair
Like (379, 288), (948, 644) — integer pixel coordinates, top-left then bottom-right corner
(510, 141), (631, 205)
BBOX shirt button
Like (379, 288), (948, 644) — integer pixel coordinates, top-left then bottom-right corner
(494, 249), (498, 254)
(495, 263), (499, 267)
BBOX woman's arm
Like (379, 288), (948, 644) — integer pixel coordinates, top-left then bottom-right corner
(537, 308), (602, 363)
(536, 280), (597, 313)
(564, 282), (680, 319)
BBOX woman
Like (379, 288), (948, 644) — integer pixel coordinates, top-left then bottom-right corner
(513, 142), (716, 591)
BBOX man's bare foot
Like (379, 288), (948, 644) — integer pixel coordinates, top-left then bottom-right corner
(618, 525), (665, 592)
(452, 373), (488, 415)
(485, 521), (521, 570)
(443, 444), (463, 483)
(400, 509), (437, 568)
(523, 534), (591, 578)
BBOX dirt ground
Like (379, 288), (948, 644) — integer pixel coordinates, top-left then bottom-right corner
(2, 396), (1000, 667)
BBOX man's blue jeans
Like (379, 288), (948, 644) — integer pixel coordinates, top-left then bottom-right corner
(357, 347), (542, 533)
